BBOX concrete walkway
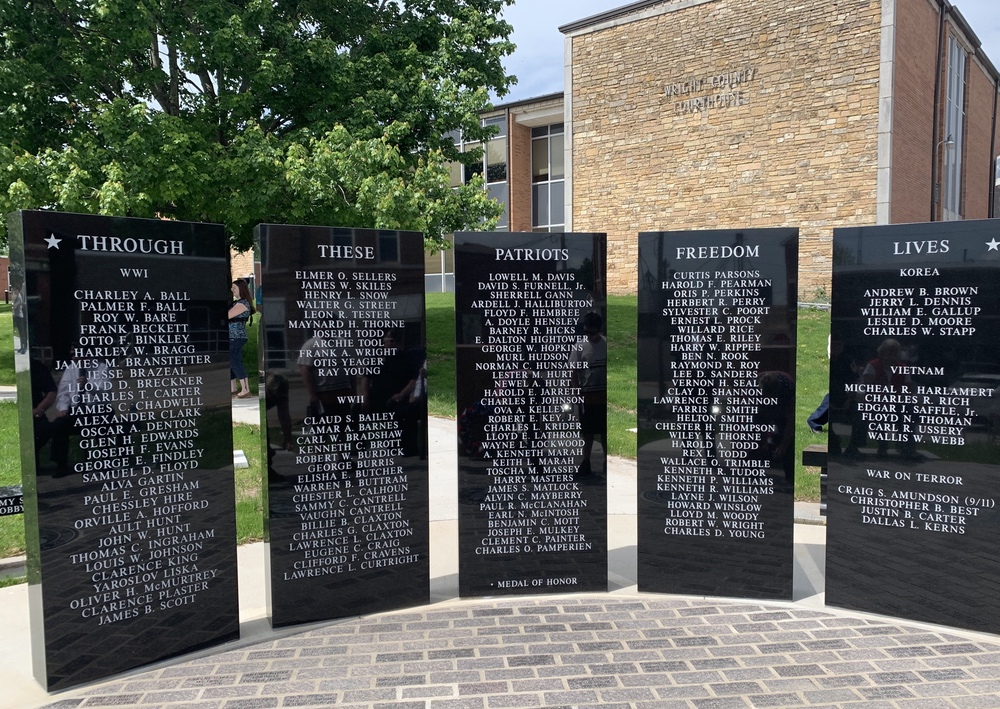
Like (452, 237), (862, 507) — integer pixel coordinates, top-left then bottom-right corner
(2, 395), (999, 707)
(30, 589), (1000, 709)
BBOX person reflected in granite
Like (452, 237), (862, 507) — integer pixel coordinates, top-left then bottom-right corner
(808, 333), (859, 456)
(229, 279), (255, 398)
(298, 331), (352, 418)
(863, 338), (908, 387)
(902, 342), (921, 369)
(264, 372), (293, 484)
(860, 338), (916, 459)
(12, 285), (27, 354)
(757, 370), (796, 479)
(51, 351), (113, 475)
(571, 312), (607, 477)
(30, 358), (57, 457)
(827, 333), (861, 456)
(361, 332), (420, 411)
(410, 359), (428, 460)
(360, 331), (423, 455)
(411, 359), (427, 407)
(265, 372), (293, 452)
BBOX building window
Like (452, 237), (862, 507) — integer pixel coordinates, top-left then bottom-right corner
(530, 124), (565, 232)
(448, 116), (509, 230)
(943, 36), (967, 221)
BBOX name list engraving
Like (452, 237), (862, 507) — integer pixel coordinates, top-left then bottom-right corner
(284, 268), (418, 578)
(471, 269), (593, 573)
(456, 232), (608, 597)
(825, 222), (1000, 633)
(836, 243), (996, 536)
(653, 268), (777, 539)
(63, 281), (216, 627)
(16, 213), (237, 690)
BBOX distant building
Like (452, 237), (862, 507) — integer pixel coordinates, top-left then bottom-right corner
(435, 0), (1000, 296)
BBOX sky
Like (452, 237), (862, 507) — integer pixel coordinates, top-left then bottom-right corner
(497, 0), (1000, 104)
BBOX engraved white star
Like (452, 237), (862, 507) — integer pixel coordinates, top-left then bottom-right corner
(43, 233), (61, 249)
(988, 238), (1000, 251)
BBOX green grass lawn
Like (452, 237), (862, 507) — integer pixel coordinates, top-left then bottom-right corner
(0, 303), (24, 558)
(0, 296), (830, 562)
(795, 308), (832, 500)
(0, 402), (23, 558)
(240, 315), (261, 395)
(426, 293), (456, 418)
(606, 296), (639, 462)
(233, 424), (264, 543)
(0, 303), (13, 386)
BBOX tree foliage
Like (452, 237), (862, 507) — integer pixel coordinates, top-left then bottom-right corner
(0, 0), (515, 249)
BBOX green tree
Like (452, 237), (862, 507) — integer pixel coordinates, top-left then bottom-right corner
(0, 0), (514, 249)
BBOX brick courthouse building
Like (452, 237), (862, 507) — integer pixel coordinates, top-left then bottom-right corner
(462, 0), (1000, 296)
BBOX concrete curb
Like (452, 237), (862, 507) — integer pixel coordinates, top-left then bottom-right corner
(0, 555), (25, 578)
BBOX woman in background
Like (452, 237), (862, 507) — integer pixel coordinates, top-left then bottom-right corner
(229, 279), (255, 398)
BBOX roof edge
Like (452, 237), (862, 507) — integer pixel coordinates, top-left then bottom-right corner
(948, 4), (1000, 83)
(558, 0), (668, 34)
(490, 91), (565, 112)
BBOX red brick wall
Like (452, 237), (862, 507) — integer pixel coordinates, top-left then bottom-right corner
(890, 0), (941, 223)
(891, 1), (999, 223)
(508, 119), (533, 232)
(963, 43), (998, 219)
(0, 256), (9, 298)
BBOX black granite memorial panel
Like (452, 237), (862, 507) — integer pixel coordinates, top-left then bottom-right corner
(827, 220), (1000, 632)
(257, 225), (429, 627)
(636, 230), (798, 599)
(0, 485), (23, 516)
(8, 210), (238, 691)
(455, 232), (608, 597)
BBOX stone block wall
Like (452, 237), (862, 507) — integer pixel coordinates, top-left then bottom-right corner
(567, 0), (883, 297)
(231, 250), (254, 281)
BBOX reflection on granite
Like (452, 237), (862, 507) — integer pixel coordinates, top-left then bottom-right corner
(454, 232), (608, 597)
(636, 229), (798, 600)
(827, 220), (1000, 633)
(257, 225), (429, 627)
(9, 210), (238, 690)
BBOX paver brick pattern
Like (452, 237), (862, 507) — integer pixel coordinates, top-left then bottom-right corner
(39, 596), (1000, 708)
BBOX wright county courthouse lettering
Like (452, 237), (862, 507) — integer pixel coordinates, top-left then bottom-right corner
(462, 0), (1000, 296)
